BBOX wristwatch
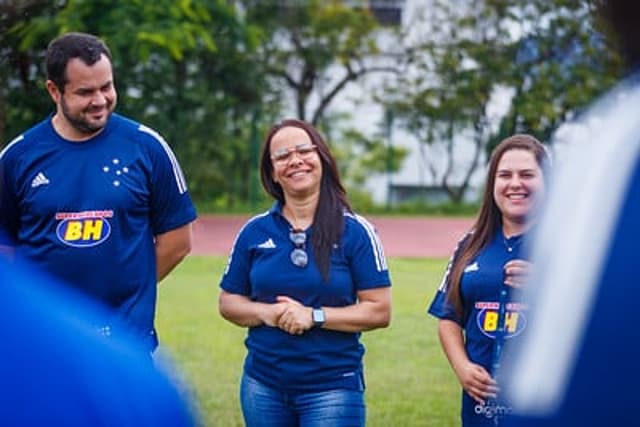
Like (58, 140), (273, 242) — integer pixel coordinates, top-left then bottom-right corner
(312, 308), (325, 328)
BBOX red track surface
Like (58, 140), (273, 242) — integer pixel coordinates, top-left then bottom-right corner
(192, 215), (474, 258)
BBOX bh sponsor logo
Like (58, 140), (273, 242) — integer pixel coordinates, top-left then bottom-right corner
(475, 301), (527, 339)
(55, 210), (114, 247)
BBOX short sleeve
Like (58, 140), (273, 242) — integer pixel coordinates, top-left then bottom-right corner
(344, 214), (391, 291)
(138, 125), (197, 235)
(427, 232), (472, 325)
(219, 222), (252, 296)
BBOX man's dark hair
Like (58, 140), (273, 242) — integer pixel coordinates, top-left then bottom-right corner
(46, 32), (112, 92)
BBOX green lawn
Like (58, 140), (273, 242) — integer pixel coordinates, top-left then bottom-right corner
(156, 256), (460, 427)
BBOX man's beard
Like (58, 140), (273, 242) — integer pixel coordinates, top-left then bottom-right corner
(60, 97), (113, 135)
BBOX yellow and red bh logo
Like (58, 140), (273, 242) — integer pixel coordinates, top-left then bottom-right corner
(475, 302), (527, 339)
(55, 210), (113, 248)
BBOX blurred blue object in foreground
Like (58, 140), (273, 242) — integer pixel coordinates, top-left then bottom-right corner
(501, 43), (640, 427)
(0, 258), (196, 426)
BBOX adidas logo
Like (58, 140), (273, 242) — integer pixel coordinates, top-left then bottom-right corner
(464, 262), (479, 273)
(258, 238), (276, 249)
(31, 172), (50, 188)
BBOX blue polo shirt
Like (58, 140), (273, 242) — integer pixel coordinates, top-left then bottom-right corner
(429, 229), (529, 426)
(0, 113), (197, 350)
(220, 202), (391, 392)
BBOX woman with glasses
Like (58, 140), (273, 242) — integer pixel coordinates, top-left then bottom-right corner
(427, 135), (550, 427)
(219, 119), (391, 427)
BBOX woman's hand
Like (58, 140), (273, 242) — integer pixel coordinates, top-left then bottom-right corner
(218, 290), (288, 328)
(275, 295), (313, 335)
(261, 302), (289, 328)
(455, 361), (499, 406)
(438, 319), (498, 405)
(504, 259), (533, 288)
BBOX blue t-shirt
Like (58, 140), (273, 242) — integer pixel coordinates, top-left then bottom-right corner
(220, 202), (391, 392)
(428, 229), (529, 426)
(0, 113), (197, 350)
(502, 72), (640, 426)
(0, 258), (195, 426)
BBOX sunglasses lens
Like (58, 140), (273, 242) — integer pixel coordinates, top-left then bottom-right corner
(290, 248), (308, 267)
(289, 232), (306, 246)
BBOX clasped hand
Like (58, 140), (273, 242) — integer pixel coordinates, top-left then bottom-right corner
(265, 295), (314, 335)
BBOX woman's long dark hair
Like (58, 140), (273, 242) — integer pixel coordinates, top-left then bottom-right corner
(446, 134), (551, 318)
(260, 119), (352, 281)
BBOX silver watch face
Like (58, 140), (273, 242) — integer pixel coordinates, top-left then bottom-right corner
(313, 309), (325, 323)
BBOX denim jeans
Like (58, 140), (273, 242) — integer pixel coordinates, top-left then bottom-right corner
(240, 373), (366, 427)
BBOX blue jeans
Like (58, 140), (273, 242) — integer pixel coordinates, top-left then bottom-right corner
(240, 373), (366, 427)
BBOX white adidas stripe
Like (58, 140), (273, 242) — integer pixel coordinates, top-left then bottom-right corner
(345, 212), (388, 272)
(0, 135), (25, 160)
(138, 125), (188, 194)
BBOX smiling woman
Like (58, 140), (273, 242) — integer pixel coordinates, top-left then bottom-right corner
(426, 134), (550, 427)
(217, 118), (392, 427)
(269, 126), (323, 202)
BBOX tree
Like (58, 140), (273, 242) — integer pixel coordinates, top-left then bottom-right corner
(383, 0), (624, 203)
(0, 0), (62, 144)
(493, 0), (623, 152)
(241, 0), (404, 126)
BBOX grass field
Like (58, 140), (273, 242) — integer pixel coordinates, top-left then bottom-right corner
(156, 256), (460, 426)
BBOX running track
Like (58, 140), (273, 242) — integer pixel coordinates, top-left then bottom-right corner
(192, 215), (474, 258)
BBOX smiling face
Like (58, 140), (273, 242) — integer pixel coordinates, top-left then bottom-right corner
(269, 126), (323, 200)
(493, 148), (545, 233)
(46, 54), (116, 140)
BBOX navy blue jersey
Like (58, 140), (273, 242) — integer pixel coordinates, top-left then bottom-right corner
(0, 114), (197, 349)
(503, 73), (640, 426)
(220, 202), (391, 392)
(0, 258), (195, 426)
(429, 230), (529, 426)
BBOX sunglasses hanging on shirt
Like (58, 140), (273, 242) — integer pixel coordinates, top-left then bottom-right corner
(289, 229), (308, 268)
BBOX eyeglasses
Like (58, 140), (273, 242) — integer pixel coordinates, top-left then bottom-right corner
(271, 143), (318, 165)
(289, 229), (308, 268)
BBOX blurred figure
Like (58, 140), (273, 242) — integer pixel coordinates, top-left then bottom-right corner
(428, 135), (550, 426)
(0, 32), (196, 352)
(219, 119), (391, 427)
(0, 257), (196, 426)
(502, 2), (640, 426)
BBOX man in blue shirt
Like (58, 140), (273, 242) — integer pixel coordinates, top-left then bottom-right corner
(502, 1), (640, 425)
(0, 32), (197, 351)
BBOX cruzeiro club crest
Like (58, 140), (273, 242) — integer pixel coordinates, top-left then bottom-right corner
(55, 210), (114, 247)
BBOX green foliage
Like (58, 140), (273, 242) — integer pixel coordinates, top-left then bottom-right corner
(241, 0), (393, 125)
(157, 256), (460, 427)
(326, 117), (408, 192)
(384, 0), (624, 201)
(0, 1), (627, 210)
